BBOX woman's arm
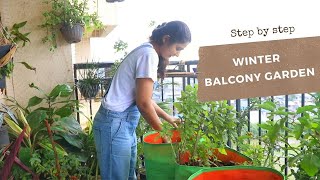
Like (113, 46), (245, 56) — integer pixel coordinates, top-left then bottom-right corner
(136, 78), (163, 131)
(152, 101), (178, 128)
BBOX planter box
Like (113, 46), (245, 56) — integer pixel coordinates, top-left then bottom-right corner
(143, 131), (252, 180)
(175, 147), (252, 180)
(143, 130), (180, 180)
(187, 166), (284, 180)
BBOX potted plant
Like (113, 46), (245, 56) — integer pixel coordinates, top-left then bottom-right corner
(2, 83), (99, 179)
(1, 17), (30, 59)
(0, 18), (31, 85)
(76, 61), (102, 100)
(40, 0), (103, 51)
(142, 85), (251, 180)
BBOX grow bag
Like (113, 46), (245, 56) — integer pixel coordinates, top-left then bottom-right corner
(143, 131), (252, 180)
(187, 166), (284, 180)
(175, 147), (252, 180)
(143, 130), (180, 180)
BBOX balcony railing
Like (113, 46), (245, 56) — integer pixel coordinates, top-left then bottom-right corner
(73, 60), (310, 177)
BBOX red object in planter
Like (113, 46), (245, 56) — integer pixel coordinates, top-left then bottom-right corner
(143, 130), (181, 144)
(189, 167), (284, 180)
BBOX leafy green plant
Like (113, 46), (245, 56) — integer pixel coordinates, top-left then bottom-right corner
(1, 19), (31, 78)
(2, 83), (99, 178)
(0, 127), (39, 180)
(173, 85), (238, 167)
(0, 19), (30, 47)
(108, 39), (128, 77)
(39, 0), (103, 51)
(5, 83), (83, 150)
(0, 61), (14, 78)
(30, 148), (87, 179)
(258, 96), (320, 179)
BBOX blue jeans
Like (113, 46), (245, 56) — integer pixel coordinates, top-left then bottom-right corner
(93, 104), (140, 180)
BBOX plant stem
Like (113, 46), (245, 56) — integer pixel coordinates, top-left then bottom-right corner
(44, 120), (61, 180)
(191, 122), (203, 161)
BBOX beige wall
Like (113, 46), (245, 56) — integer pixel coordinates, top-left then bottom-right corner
(0, 0), (118, 106)
(0, 0), (73, 106)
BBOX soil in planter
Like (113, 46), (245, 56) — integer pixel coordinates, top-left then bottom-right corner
(181, 159), (237, 168)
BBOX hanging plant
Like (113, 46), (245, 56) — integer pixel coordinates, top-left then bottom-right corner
(0, 18), (30, 68)
(40, 0), (103, 51)
(0, 17), (32, 90)
(76, 61), (103, 100)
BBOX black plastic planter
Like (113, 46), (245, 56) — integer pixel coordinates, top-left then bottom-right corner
(78, 83), (100, 100)
(60, 23), (84, 44)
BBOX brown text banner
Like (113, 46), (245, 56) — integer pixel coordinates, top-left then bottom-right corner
(198, 36), (320, 101)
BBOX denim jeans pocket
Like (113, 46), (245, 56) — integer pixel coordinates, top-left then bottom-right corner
(111, 118), (123, 141)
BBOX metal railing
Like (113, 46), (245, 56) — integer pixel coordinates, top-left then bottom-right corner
(73, 60), (307, 177)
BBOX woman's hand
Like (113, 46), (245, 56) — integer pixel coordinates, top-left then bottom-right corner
(162, 135), (170, 143)
(168, 117), (182, 128)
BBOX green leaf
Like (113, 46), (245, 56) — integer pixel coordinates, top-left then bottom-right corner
(266, 123), (280, 144)
(27, 96), (43, 108)
(18, 62), (36, 72)
(300, 154), (320, 176)
(18, 147), (32, 167)
(274, 110), (288, 116)
(311, 122), (318, 129)
(54, 105), (73, 117)
(298, 117), (311, 127)
(38, 139), (67, 156)
(12, 21), (27, 29)
(52, 116), (83, 135)
(217, 148), (227, 155)
(257, 123), (272, 130)
(27, 110), (47, 130)
(59, 133), (83, 149)
(49, 84), (73, 98)
(296, 105), (316, 114)
(288, 154), (303, 167)
(258, 101), (276, 111)
(293, 124), (304, 139)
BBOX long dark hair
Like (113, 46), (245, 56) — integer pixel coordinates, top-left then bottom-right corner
(150, 21), (191, 79)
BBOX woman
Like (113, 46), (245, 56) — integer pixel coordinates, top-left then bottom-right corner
(93, 20), (191, 180)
